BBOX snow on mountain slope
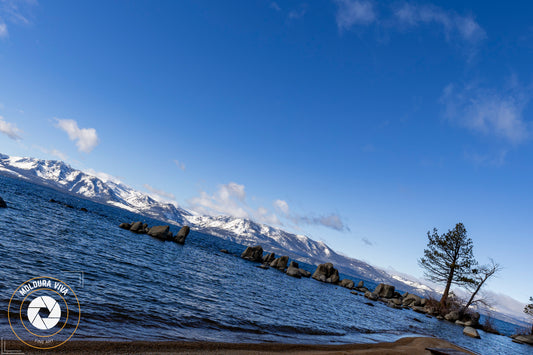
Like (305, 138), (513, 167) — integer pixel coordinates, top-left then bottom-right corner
(0, 154), (190, 224)
(0, 153), (431, 295)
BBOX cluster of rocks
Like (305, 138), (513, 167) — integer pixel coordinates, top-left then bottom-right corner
(119, 221), (190, 244)
(240, 246), (311, 278)
(49, 198), (88, 212)
(511, 334), (533, 346)
(239, 244), (492, 341)
(0, 196), (6, 208)
(353, 282), (482, 339)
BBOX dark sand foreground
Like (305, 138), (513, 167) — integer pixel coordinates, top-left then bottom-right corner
(3, 337), (478, 355)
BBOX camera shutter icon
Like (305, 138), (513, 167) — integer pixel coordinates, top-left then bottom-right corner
(27, 296), (62, 330)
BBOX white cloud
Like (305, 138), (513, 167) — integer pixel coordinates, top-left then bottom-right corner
(0, 116), (22, 140)
(189, 182), (250, 218)
(189, 182), (349, 232)
(274, 199), (290, 214)
(55, 118), (99, 153)
(270, 2), (281, 12)
(334, 1), (485, 47)
(173, 159), (186, 171)
(143, 184), (176, 202)
(392, 3), (486, 43)
(292, 213), (348, 231)
(34, 145), (68, 161)
(441, 82), (530, 144)
(335, 0), (376, 30)
(362, 237), (373, 246)
(0, 22), (7, 38)
(84, 168), (122, 184)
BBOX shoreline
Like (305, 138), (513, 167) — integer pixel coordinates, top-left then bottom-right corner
(3, 336), (478, 354)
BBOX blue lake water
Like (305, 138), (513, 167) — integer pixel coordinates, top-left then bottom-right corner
(0, 175), (531, 354)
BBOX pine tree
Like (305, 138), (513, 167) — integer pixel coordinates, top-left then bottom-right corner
(419, 222), (477, 307)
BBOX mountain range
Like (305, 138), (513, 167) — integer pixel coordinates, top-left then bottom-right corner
(0, 153), (528, 324)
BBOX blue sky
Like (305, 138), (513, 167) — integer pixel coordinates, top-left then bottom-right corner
(0, 1), (532, 309)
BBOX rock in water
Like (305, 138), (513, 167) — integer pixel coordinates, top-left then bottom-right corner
(402, 293), (422, 306)
(0, 197), (6, 208)
(129, 221), (145, 233)
(463, 326), (481, 339)
(119, 222), (131, 230)
(299, 269), (311, 278)
(364, 291), (379, 301)
(175, 226), (190, 244)
(357, 280), (364, 288)
(270, 256), (289, 270)
(339, 279), (355, 289)
(374, 283), (395, 298)
(286, 261), (301, 278)
(513, 335), (533, 345)
(312, 263), (340, 284)
(148, 225), (170, 240)
(444, 311), (460, 322)
(241, 245), (264, 262)
(262, 252), (276, 264)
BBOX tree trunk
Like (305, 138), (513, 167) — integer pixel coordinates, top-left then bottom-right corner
(440, 269), (455, 307)
(462, 282), (482, 313)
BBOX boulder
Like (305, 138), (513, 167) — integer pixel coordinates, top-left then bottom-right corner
(299, 268), (311, 278)
(374, 283), (395, 298)
(0, 197), (6, 208)
(270, 256), (289, 270)
(257, 264), (269, 270)
(220, 249), (229, 254)
(463, 326), (481, 339)
(312, 263), (340, 284)
(262, 252), (276, 264)
(387, 300), (402, 309)
(80, 207), (88, 212)
(175, 226), (190, 244)
(456, 320), (466, 326)
(412, 306), (427, 314)
(148, 225), (170, 240)
(286, 261), (301, 278)
(339, 279), (355, 289)
(445, 311), (460, 322)
(513, 335), (533, 345)
(420, 298), (427, 307)
(357, 280), (364, 288)
(402, 293), (422, 307)
(364, 291), (379, 301)
(119, 222), (131, 230)
(129, 221), (145, 233)
(241, 245), (264, 262)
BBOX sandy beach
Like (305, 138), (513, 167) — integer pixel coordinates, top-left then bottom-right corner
(3, 337), (477, 355)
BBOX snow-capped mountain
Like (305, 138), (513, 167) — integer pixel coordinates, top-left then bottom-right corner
(0, 153), (429, 294)
(0, 154), (190, 224)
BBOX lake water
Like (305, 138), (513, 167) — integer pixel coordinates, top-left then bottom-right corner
(0, 175), (531, 354)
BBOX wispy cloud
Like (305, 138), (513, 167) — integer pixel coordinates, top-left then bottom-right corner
(143, 184), (176, 202)
(173, 159), (186, 171)
(84, 168), (123, 184)
(392, 3), (486, 43)
(334, 1), (485, 47)
(274, 199), (290, 214)
(189, 182), (250, 219)
(291, 213), (349, 231)
(34, 145), (68, 161)
(188, 183), (348, 231)
(0, 0), (36, 39)
(335, 0), (376, 30)
(270, 2), (307, 21)
(270, 2), (281, 12)
(0, 116), (22, 140)
(441, 81), (531, 144)
(362, 237), (373, 246)
(55, 118), (99, 153)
